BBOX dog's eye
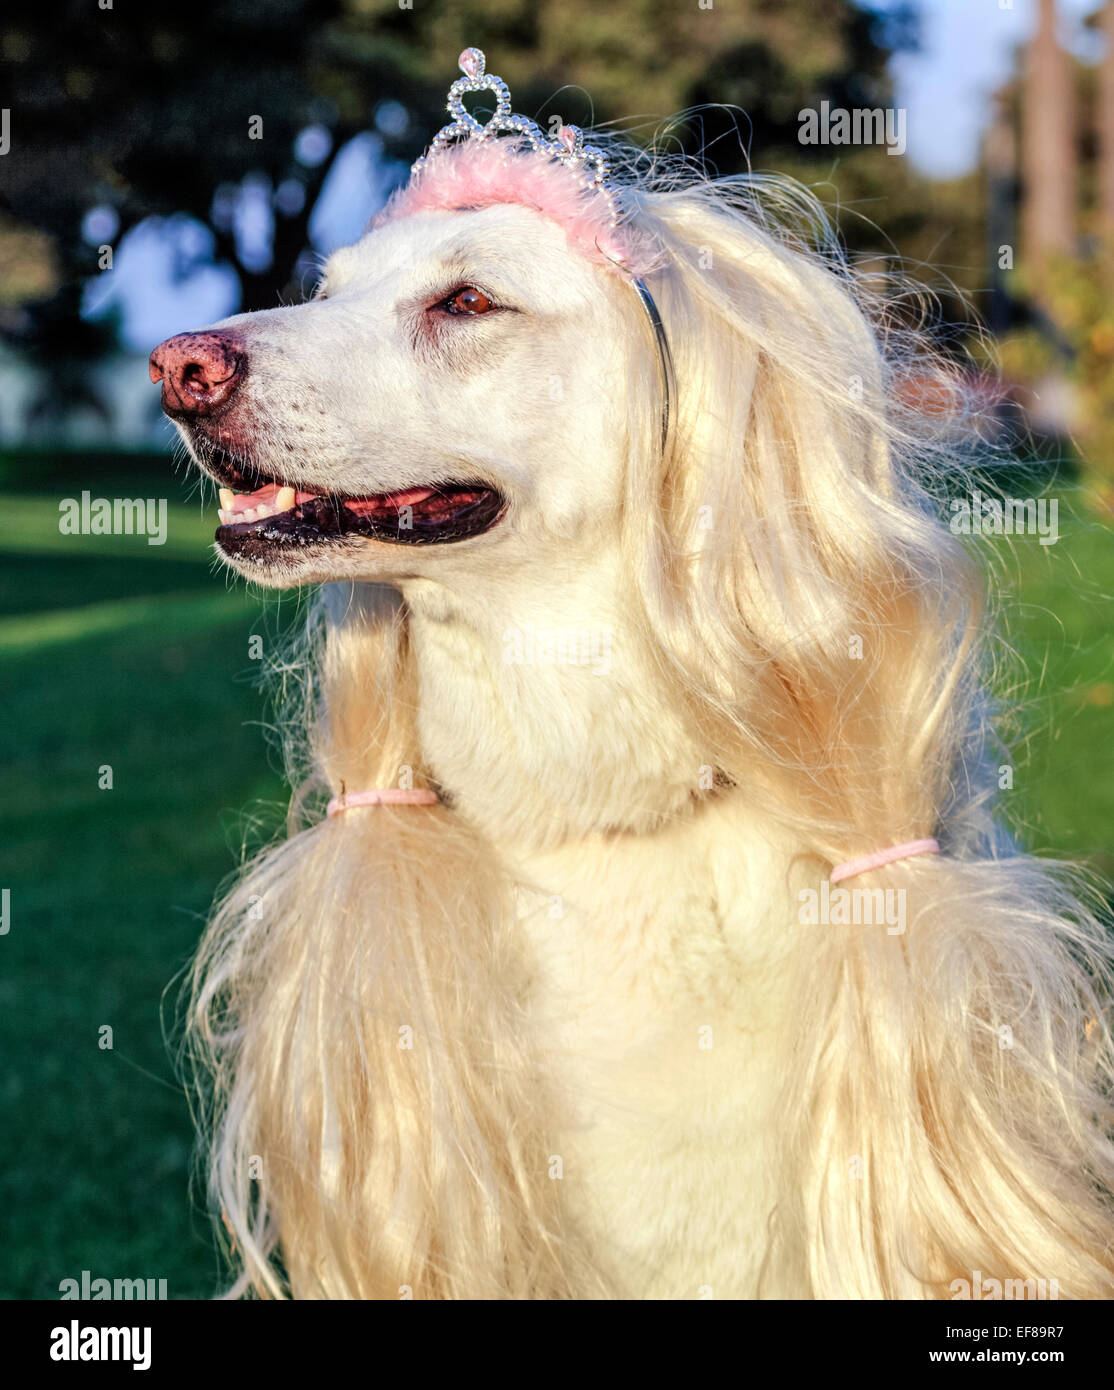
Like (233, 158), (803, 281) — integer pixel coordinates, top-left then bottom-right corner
(443, 286), (494, 316)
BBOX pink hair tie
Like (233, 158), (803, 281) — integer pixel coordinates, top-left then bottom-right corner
(326, 788), (440, 818)
(829, 838), (940, 884)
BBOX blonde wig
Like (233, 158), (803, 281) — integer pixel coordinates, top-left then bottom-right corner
(184, 153), (1114, 1299)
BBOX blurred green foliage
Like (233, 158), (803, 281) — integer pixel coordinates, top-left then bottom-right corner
(996, 252), (1114, 505)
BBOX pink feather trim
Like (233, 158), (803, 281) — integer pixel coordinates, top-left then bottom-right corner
(373, 141), (660, 277)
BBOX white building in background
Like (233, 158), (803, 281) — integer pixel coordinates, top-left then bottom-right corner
(0, 343), (43, 444)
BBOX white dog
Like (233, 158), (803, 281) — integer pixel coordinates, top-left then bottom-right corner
(152, 51), (1114, 1298)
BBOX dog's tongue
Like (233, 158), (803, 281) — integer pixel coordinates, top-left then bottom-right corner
(344, 487), (436, 516)
(225, 482), (435, 515)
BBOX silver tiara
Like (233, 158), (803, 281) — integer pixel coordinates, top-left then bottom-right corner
(413, 47), (612, 195)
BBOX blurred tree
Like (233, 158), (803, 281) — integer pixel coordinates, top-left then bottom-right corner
(2, 1), (352, 337)
(986, 3), (1114, 497)
(1023, 0), (1076, 278)
(997, 252), (1114, 505)
(1100, 1), (1114, 252)
(0, 0), (988, 390)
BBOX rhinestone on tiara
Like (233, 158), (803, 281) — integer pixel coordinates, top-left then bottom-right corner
(412, 47), (614, 215)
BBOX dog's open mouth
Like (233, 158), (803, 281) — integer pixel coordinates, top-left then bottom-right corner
(204, 448), (506, 557)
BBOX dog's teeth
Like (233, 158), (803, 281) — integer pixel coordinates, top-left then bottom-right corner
(219, 488), (235, 510)
(256, 503), (272, 520)
(275, 486), (296, 512)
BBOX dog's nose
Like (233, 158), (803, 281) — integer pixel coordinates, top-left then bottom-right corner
(149, 331), (245, 417)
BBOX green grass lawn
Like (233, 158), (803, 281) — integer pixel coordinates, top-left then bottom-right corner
(0, 453), (292, 1299)
(991, 503), (1114, 878)
(0, 451), (1110, 1299)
